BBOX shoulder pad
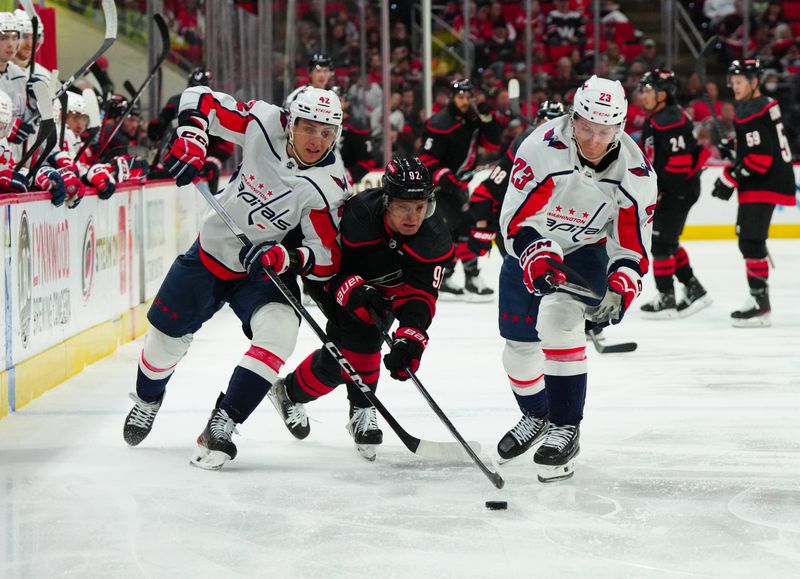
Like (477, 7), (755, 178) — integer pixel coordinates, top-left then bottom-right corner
(341, 189), (383, 245)
(402, 212), (454, 263)
(343, 116), (369, 134)
(426, 110), (460, 133)
(735, 97), (772, 120)
(651, 105), (684, 127)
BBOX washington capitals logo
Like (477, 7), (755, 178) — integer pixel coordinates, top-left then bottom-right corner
(543, 128), (567, 150)
(331, 175), (347, 191)
(629, 163), (653, 177)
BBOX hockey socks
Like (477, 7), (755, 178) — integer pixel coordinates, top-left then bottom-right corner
(219, 366), (271, 424)
(674, 247), (695, 284)
(544, 374), (587, 426)
(745, 258), (769, 291)
(136, 365), (171, 403)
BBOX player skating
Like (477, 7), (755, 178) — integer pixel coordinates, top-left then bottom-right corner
(496, 76), (657, 481)
(268, 158), (453, 461)
(418, 78), (501, 301)
(123, 86), (348, 470)
(638, 69), (712, 318)
(711, 58), (795, 327)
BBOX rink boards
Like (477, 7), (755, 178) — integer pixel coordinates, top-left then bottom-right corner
(1, 167), (799, 419)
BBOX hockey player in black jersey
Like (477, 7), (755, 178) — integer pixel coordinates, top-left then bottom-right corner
(419, 78), (501, 301)
(711, 58), (795, 327)
(334, 87), (375, 186)
(638, 69), (712, 319)
(267, 157), (454, 461)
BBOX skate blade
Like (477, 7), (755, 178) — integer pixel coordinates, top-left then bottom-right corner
(464, 292), (494, 303)
(677, 296), (713, 318)
(640, 308), (679, 320)
(732, 314), (771, 328)
(536, 458), (576, 483)
(189, 446), (231, 470)
(355, 444), (377, 462)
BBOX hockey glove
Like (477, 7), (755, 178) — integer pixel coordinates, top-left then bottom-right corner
(476, 101), (494, 123)
(87, 163), (116, 200)
(34, 167), (69, 207)
(115, 154), (150, 183)
(147, 118), (165, 143)
(239, 241), (304, 278)
(383, 327), (428, 381)
(711, 167), (738, 201)
(519, 238), (566, 295)
(717, 137), (736, 161)
(335, 274), (392, 325)
(467, 226), (496, 257)
(164, 113), (209, 187)
(587, 270), (640, 326)
(8, 118), (35, 145)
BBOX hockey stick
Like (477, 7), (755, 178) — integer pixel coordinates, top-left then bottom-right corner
(28, 0), (117, 125)
(508, 78), (535, 125)
(27, 91), (67, 177)
(372, 317), (505, 489)
(193, 184), (482, 463)
(14, 82), (55, 171)
(585, 325), (637, 354)
(89, 13), (169, 161)
(123, 80), (137, 99)
(544, 257), (602, 300)
(28, 16), (38, 81)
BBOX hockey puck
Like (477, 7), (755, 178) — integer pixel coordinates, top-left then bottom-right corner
(485, 501), (508, 510)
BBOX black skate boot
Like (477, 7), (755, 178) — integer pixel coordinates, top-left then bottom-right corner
(534, 424), (580, 483)
(464, 272), (495, 302)
(640, 291), (678, 319)
(677, 277), (712, 317)
(267, 377), (310, 439)
(190, 393), (239, 470)
(731, 289), (770, 327)
(123, 392), (164, 446)
(346, 403), (383, 461)
(496, 412), (549, 462)
(438, 274), (464, 301)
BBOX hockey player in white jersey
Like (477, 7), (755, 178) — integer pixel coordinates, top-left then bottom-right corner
(12, 9), (51, 84)
(496, 76), (657, 482)
(122, 86), (349, 470)
(0, 12), (31, 152)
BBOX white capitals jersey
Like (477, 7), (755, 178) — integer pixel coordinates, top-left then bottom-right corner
(500, 115), (658, 284)
(179, 86), (350, 282)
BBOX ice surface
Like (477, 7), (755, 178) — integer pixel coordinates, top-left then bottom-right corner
(2, 240), (799, 578)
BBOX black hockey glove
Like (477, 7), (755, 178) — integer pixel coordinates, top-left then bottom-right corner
(383, 327), (428, 381)
(335, 275), (392, 325)
(9, 170), (29, 193)
(476, 102), (494, 123)
(717, 137), (736, 161)
(467, 226), (496, 257)
(711, 178), (734, 201)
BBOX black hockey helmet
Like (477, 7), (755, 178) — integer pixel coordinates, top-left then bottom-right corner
(382, 157), (436, 217)
(188, 66), (212, 87)
(536, 100), (566, 122)
(105, 94), (130, 120)
(728, 58), (761, 81)
(309, 53), (333, 70)
(639, 68), (678, 98)
(449, 78), (474, 95)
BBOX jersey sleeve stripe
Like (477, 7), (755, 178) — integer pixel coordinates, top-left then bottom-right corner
(506, 176), (556, 238)
(734, 100), (776, 124)
(197, 93), (253, 135)
(743, 153), (773, 174)
(402, 242), (455, 264)
(425, 119), (461, 134)
(307, 208), (340, 279)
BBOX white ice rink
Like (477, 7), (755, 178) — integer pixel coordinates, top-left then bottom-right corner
(2, 239), (799, 578)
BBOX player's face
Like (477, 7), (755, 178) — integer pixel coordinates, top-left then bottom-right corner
(639, 86), (659, 111)
(291, 118), (337, 165)
(729, 75), (757, 101)
(453, 92), (471, 114)
(385, 198), (428, 236)
(66, 112), (89, 135)
(16, 32), (32, 61)
(573, 115), (620, 159)
(122, 115), (140, 136)
(310, 67), (332, 88)
(0, 31), (20, 61)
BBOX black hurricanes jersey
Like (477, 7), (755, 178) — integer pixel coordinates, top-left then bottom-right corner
(642, 104), (707, 194)
(331, 188), (454, 331)
(728, 96), (795, 205)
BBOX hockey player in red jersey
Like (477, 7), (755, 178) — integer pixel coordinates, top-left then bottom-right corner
(497, 76), (657, 482)
(419, 78), (501, 301)
(711, 58), (795, 327)
(267, 157), (454, 461)
(122, 86), (349, 470)
(638, 69), (712, 318)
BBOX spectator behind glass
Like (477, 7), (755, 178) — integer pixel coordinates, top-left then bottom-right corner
(546, 0), (586, 46)
(632, 39), (661, 70)
(603, 41), (627, 81)
(601, 0), (629, 23)
(548, 57), (577, 99)
(691, 81), (723, 122)
(481, 20), (518, 76)
(678, 72), (704, 106)
(760, 1), (786, 28)
(704, 0), (737, 31)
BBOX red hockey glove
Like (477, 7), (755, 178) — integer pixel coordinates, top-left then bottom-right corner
(8, 118), (35, 145)
(87, 163), (116, 200)
(383, 327), (428, 381)
(239, 241), (304, 278)
(467, 226), (496, 257)
(52, 150), (79, 173)
(588, 270), (640, 326)
(164, 113), (209, 187)
(519, 238), (566, 295)
(335, 274), (392, 325)
(35, 167), (83, 207)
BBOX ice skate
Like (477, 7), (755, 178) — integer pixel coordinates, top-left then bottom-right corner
(677, 277), (712, 317)
(190, 399), (239, 470)
(534, 424), (580, 483)
(496, 412), (549, 462)
(123, 392), (164, 446)
(438, 276), (464, 301)
(731, 290), (770, 327)
(640, 291), (678, 319)
(464, 272), (495, 302)
(346, 403), (383, 461)
(267, 378), (310, 439)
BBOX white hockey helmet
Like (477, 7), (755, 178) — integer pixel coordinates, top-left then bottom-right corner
(0, 11), (22, 35)
(66, 91), (87, 116)
(288, 86), (343, 166)
(0, 89), (14, 139)
(572, 75), (627, 127)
